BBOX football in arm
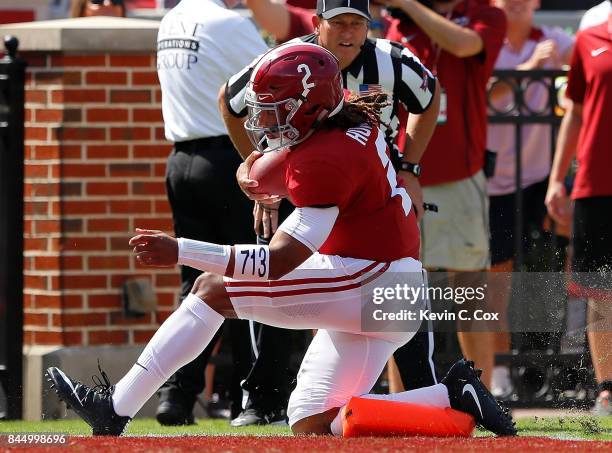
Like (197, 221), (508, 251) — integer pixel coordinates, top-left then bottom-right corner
(248, 148), (289, 197)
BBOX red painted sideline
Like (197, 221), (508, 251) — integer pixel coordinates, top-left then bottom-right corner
(20, 435), (609, 453)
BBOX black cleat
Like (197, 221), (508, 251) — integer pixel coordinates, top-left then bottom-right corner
(156, 401), (195, 426)
(46, 363), (130, 436)
(442, 359), (517, 436)
(230, 406), (287, 427)
(155, 386), (195, 426)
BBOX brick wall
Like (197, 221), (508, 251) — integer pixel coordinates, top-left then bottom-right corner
(22, 50), (180, 347)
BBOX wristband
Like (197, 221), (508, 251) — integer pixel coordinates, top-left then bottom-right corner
(233, 244), (270, 280)
(177, 238), (230, 275)
(400, 161), (422, 177)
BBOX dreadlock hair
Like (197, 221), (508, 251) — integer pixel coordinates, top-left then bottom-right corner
(321, 92), (391, 131)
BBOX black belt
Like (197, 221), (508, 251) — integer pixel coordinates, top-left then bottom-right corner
(175, 135), (233, 151)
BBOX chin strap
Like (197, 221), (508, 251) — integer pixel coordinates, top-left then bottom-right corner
(328, 97), (345, 118)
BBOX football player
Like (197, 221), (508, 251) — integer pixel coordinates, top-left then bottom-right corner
(47, 43), (515, 437)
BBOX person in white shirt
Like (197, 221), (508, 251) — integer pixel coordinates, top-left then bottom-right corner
(155, 0), (268, 426)
(578, 0), (611, 30)
(485, 0), (574, 398)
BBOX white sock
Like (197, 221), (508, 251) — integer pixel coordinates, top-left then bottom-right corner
(112, 293), (224, 417)
(362, 384), (451, 408)
(330, 410), (343, 436)
(329, 384), (451, 436)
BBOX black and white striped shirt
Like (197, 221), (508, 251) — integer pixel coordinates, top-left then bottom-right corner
(224, 34), (437, 156)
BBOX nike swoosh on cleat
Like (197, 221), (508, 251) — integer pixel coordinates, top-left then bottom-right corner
(136, 362), (149, 371)
(462, 383), (483, 419)
(56, 369), (84, 406)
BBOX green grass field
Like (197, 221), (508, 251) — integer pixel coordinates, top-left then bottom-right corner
(1, 415), (611, 440)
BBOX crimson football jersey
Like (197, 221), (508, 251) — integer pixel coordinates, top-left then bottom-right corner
(284, 123), (420, 262)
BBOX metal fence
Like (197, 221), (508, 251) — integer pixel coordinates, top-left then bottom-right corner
(487, 68), (596, 406)
(0, 35), (26, 420)
(488, 68), (567, 270)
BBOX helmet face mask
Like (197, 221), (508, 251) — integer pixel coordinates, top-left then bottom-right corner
(245, 95), (300, 153)
(244, 43), (344, 153)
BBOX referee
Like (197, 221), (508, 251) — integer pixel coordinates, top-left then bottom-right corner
(155, 0), (268, 425)
(219, 0), (441, 425)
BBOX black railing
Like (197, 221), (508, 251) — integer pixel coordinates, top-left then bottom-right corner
(487, 69), (596, 407)
(488, 68), (567, 270)
(0, 36), (26, 420)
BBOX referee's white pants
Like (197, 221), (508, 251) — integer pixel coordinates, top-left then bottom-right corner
(223, 253), (425, 427)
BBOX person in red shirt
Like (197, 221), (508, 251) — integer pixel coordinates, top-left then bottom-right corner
(545, 12), (612, 417)
(379, 0), (506, 387)
(385, 1), (505, 186)
(46, 44), (515, 437)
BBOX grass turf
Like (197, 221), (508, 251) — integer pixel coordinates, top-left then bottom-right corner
(0, 415), (611, 440)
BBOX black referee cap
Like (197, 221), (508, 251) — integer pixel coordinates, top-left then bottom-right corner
(316, 0), (372, 21)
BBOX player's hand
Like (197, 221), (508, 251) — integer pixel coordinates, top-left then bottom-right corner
(254, 200), (281, 239)
(524, 40), (559, 69)
(399, 171), (424, 222)
(237, 151), (282, 204)
(545, 181), (572, 227)
(129, 228), (178, 267)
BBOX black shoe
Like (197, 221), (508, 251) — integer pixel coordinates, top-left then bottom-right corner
(442, 359), (517, 436)
(46, 364), (130, 436)
(156, 387), (195, 426)
(230, 406), (287, 427)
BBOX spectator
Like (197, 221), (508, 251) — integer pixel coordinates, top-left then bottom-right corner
(578, 0), (611, 30)
(154, 0), (268, 425)
(71, 0), (126, 17)
(545, 13), (612, 417)
(381, 0), (506, 387)
(485, 0), (574, 398)
(221, 0), (441, 424)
